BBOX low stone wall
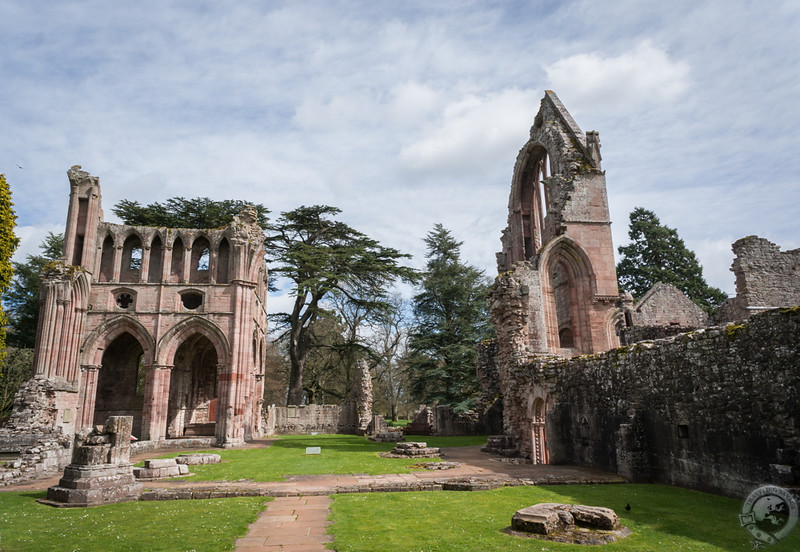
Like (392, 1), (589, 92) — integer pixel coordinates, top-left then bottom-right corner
(502, 308), (800, 498)
(263, 403), (363, 435)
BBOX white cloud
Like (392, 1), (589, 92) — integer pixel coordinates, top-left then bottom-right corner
(397, 88), (538, 176)
(544, 41), (691, 113)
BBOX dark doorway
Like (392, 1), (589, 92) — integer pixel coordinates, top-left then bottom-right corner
(94, 333), (145, 437)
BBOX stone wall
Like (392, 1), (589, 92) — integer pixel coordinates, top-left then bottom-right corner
(0, 377), (76, 485)
(717, 236), (800, 323)
(263, 403), (366, 435)
(501, 308), (800, 498)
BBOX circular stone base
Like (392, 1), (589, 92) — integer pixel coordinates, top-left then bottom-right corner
(504, 525), (632, 545)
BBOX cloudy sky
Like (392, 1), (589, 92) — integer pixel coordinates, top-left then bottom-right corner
(2, 0), (799, 311)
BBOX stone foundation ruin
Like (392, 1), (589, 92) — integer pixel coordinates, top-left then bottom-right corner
(509, 503), (631, 545)
(42, 416), (142, 507)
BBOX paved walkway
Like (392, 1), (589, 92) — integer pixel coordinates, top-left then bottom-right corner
(234, 495), (333, 552)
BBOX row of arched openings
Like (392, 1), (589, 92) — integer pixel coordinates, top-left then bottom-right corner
(94, 331), (220, 439)
(98, 234), (230, 285)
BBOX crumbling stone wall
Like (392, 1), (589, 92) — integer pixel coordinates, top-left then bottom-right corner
(0, 377), (76, 485)
(501, 308), (800, 498)
(262, 361), (375, 435)
(717, 236), (800, 323)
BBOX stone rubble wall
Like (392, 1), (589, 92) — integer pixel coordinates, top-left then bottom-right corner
(717, 236), (800, 323)
(502, 308), (800, 498)
(0, 376), (76, 486)
(262, 403), (368, 435)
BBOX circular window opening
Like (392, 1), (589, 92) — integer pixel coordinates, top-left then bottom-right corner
(115, 293), (134, 309)
(181, 292), (203, 310)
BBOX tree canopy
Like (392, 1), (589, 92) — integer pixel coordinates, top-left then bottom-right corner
(112, 197), (270, 229)
(0, 175), (20, 365)
(4, 233), (63, 348)
(265, 205), (417, 406)
(616, 207), (727, 313)
(406, 224), (493, 410)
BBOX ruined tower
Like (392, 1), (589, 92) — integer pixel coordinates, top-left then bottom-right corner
(30, 166), (268, 448)
(492, 91), (621, 359)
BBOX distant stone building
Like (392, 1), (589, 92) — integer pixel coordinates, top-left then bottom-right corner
(15, 166), (268, 451)
(618, 282), (708, 345)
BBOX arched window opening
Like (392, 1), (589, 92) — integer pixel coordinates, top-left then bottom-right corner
(99, 235), (114, 282)
(552, 262), (574, 349)
(120, 235), (143, 283)
(216, 238), (230, 284)
(148, 236), (163, 283)
(519, 147), (552, 260)
(171, 237), (184, 282)
(190, 237), (211, 283)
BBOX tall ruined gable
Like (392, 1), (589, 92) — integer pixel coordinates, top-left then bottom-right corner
(491, 91), (620, 359)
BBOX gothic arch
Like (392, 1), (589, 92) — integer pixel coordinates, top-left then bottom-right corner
(539, 236), (596, 353)
(526, 388), (550, 465)
(156, 316), (231, 367)
(80, 315), (155, 367)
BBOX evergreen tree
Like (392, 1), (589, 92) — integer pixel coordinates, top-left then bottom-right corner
(617, 207), (727, 313)
(406, 224), (493, 409)
(4, 233), (63, 348)
(0, 175), (20, 365)
(112, 197), (269, 229)
(265, 205), (417, 406)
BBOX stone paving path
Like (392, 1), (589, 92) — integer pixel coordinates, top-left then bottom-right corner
(234, 495), (333, 552)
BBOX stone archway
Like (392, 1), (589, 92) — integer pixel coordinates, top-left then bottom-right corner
(166, 334), (219, 438)
(94, 332), (146, 437)
(530, 396), (549, 465)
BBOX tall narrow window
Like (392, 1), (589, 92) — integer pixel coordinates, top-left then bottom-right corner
(99, 235), (114, 282)
(190, 237), (211, 283)
(120, 234), (143, 283)
(216, 238), (230, 284)
(171, 237), (184, 282)
(148, 236), (163, 283)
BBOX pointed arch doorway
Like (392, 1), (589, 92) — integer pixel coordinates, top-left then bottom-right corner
(530, 396), (549, 465)
(167, 334), (219, 438)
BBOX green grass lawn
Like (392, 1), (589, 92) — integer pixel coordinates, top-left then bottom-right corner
(149, 434), (488, 482)
(330, 484), (800, 552)
(385, 419), (410, 428)
(0, 492), (267, 552)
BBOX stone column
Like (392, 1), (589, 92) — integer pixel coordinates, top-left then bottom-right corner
(111, 245), (123, 282)
(141, 365), (172, 441)
(78, 365), (101, 430)
(216, 362), (244, 447)
(140, 245), (151, 283)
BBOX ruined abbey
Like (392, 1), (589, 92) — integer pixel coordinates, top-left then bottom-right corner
(2, 91), (799, 498)
(481, 91), (800, 497)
